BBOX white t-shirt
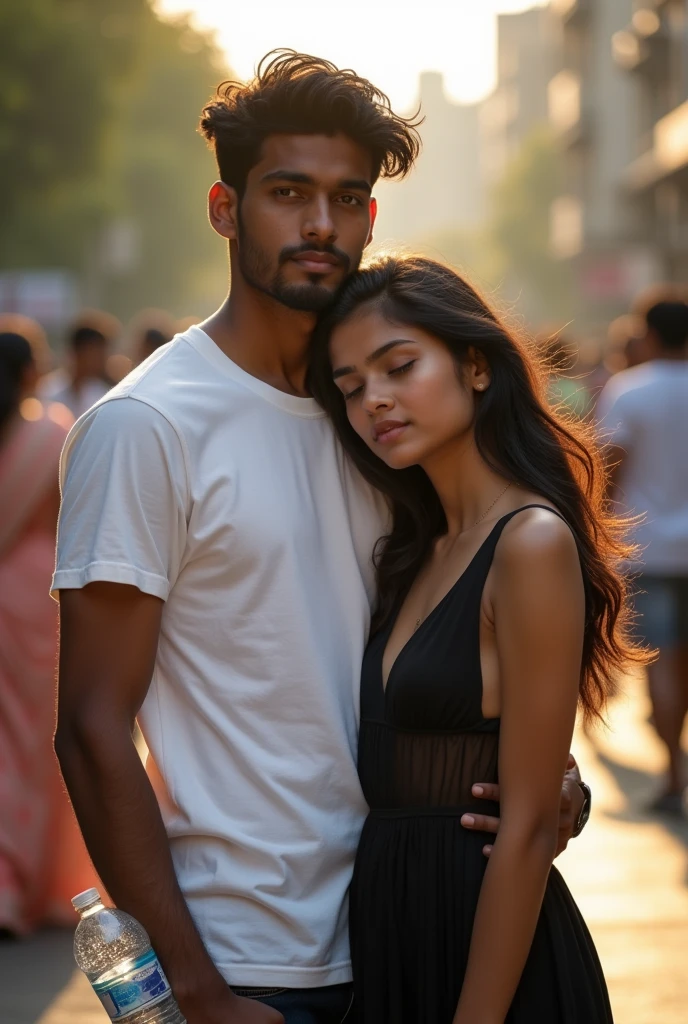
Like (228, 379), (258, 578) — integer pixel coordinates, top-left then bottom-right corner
(597, 359), (688, 574)
(53, 325), (388, 987)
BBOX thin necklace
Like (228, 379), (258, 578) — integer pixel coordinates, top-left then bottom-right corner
(473, 480), (512, 527)
(412, 481), (512, 633)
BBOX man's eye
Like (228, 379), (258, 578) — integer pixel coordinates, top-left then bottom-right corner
(343, 385), (364, 401)
(389, 360), (415, 377)
(337, 195), (362, 206)
(275, 188), (299, 198)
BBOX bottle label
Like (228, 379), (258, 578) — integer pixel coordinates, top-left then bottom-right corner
(92, 949), (172, 1020)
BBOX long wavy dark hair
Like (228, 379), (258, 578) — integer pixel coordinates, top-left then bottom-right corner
(309, 255), (648, 723)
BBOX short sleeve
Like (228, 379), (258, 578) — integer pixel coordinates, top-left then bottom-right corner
(52, 397), (189, 601)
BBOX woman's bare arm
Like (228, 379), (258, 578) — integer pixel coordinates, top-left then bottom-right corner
(453, 510), (584, 1024)
(461, 754), (586, 858)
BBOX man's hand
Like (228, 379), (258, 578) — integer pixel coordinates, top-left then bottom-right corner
(461, 754), (586, 857)
(177, 975), (285, 1024)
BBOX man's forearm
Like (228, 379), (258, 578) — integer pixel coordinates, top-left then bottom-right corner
(55, 721), (222, 1000)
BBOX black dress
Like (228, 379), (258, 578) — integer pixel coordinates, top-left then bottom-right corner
(350, 506), (613, 1023)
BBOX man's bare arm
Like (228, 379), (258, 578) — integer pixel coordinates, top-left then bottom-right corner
(56, 582), (282, 1024)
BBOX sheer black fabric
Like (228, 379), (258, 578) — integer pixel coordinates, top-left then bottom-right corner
(350, 506), (613, 1023)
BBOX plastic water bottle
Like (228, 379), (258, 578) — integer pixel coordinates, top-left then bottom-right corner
(72, 888), (185, 1023)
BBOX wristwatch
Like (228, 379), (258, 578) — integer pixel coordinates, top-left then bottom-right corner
(572, 781), (592, 838)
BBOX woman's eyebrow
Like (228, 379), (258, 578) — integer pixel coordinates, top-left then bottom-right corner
(332, 339), (412, 379)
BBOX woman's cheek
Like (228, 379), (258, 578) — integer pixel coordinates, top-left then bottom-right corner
(349, 407), (370, 445)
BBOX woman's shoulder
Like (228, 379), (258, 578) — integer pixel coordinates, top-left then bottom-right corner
(494, 500), (579, 578)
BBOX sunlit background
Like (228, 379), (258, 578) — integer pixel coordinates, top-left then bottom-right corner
(0, 3), (687, 1023)
(4, 0), (688, 343)
(154, 0), (548, 108)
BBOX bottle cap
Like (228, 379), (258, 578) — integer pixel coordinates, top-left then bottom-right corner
(72, 888), (102, 912)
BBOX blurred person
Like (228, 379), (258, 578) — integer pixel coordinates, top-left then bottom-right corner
(128, 308), (176, 366)
(138, 328), (170, 362)
(39, 310), (120, 418)
(630, 282), (687, 317)
(597, 300), (688, 815)
(607, 313), (649, 372)
(106, 352), (134, 384)
(54, 52), (590, 1024)
(309, 254), (645, 1022)
(0, 314), (52, 379)
(0, 333), (97, 936)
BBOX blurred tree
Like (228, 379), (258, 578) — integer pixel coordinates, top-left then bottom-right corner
(0, 0), (137, 267)
(100, 9), (227, 317)
(0, 0), (228, 321)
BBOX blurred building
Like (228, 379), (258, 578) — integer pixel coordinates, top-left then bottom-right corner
(480, 6), (556, 186)
(373, 72), (483, 244)
(613, 0), (688, 281)
(548, 0), (662, 326)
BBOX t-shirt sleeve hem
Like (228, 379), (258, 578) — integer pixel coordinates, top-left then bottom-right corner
(51, 562), (170, 601)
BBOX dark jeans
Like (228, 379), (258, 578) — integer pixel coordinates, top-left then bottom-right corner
(231, 983), (354, 1024)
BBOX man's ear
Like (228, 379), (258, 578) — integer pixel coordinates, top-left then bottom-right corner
(365, 197), (378, 248)
(208, 181), (239, 241)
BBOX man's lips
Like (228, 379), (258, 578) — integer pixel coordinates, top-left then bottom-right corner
(373, 420), (409, 444)
(290, 251), (341, 273)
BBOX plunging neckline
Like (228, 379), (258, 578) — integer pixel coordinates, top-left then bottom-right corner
(380, 524), (499, 694)
(379, 502), (564, 694)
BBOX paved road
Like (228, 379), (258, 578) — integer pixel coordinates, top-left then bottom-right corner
(557, 670), (688, 1024)
(1, 671), (686, 1024)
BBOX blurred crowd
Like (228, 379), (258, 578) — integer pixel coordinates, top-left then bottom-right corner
(0, 289), (686, 937)
(0, 307), (194, 936)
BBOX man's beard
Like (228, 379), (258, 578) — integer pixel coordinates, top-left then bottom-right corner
(236, 221), (356, 312)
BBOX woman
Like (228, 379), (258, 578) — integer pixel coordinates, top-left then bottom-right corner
(0, 332), (97, 934)
(309, 257), (646, 1023)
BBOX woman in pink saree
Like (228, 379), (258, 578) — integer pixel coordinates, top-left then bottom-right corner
(0, 331), (98, 934)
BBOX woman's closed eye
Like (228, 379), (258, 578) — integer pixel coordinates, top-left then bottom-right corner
(388, 360), (416, 377)
(341, 361), (416, 402)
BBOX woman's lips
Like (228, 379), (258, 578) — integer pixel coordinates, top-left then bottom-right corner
(374, 422), (408, 444)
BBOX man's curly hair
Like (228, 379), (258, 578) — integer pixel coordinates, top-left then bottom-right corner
(200, 49), (422, 194)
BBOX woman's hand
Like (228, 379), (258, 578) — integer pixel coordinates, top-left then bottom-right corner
(461, 753), (586, 857)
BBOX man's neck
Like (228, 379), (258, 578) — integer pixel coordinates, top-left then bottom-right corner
(201, 278), (318, 398)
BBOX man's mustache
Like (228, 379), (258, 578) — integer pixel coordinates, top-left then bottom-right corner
(279, 243), (351, 274)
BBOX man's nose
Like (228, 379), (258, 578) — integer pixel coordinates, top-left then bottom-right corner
(302, 195), (336, 243)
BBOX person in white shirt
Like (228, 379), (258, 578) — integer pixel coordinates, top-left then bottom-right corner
(39, 312), (117, 418)
(597, 299), (688, 815)
(54, 51), (589, 1024)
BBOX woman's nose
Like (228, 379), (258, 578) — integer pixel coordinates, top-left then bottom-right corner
(362, 390), (394, 414)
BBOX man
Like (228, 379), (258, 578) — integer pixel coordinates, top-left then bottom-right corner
(598, 299), (688, 816)
(54, 52), (589, 1024)
(39, 311), (118, 417)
